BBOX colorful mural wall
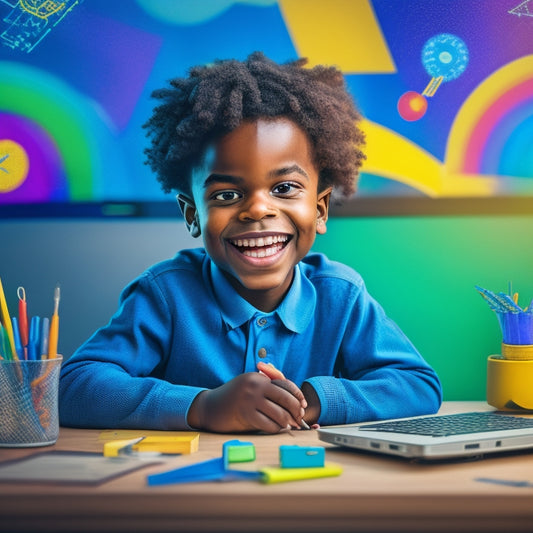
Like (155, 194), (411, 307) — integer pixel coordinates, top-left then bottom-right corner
(1, 0), (532, 213)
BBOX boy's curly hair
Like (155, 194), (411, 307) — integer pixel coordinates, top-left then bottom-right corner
(143, 52), (365, 198)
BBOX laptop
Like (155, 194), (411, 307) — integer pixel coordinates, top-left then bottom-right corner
(318, 411), (533, 460)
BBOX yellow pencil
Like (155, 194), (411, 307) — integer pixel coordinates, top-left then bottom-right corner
(0, 277), (18, 361)
(47, 284), (60, 359)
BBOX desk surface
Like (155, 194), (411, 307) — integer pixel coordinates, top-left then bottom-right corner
(1, 402), (533, 533)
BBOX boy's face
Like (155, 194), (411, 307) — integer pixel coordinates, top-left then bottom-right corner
(183, 118), (331, 311)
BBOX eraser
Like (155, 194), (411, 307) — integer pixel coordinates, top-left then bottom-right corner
(279, 445), (325, 468)
(223, 440), (256, 463)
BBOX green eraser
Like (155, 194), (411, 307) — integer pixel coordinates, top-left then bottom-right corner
(223, 440), (256, 463)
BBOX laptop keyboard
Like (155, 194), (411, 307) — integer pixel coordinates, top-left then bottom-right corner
(359, 412), (533, 437)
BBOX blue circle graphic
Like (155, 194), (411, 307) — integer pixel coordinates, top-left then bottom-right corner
(422, 33), (469, 82)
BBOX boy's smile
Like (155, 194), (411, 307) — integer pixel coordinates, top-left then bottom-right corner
(184, 117), (331, 312)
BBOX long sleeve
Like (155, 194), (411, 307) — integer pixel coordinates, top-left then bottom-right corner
(305, 287), (442, 425)
(59, 268), (206, 429)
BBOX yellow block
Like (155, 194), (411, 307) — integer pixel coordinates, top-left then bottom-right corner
(279, 0), (395, 73)
(101, 431), (200, 457)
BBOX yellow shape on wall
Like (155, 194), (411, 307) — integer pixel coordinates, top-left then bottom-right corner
(361, 120), (498, 197)
(278, 0), (395, 73)
(361, 120), (443, 196)
(0, 140), (29, 193)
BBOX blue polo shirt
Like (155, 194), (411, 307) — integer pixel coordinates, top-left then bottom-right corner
(59, 248), (442, 429)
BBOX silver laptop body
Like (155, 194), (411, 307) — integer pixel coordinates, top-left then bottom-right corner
(318, 411), (533, 460)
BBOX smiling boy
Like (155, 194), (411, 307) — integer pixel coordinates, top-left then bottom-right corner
(59, 53), (442, 433)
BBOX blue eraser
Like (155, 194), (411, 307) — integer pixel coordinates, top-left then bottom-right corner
(279, 445), (325, 468)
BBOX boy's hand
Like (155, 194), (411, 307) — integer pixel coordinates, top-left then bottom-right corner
(187, 372), (307, 433)
(258, 361), (320, 427)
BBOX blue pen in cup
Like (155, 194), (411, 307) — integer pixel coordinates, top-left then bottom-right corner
(40, 317), (50, 360)
(11, 317), (24, 360)
(28, 316), (41, 361)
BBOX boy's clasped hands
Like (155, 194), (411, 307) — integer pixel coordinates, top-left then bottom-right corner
(187, 361), (317, 433)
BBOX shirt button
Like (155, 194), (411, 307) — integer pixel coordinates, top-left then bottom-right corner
(258, 347), (267, 358)
(256, 317), (268, 326)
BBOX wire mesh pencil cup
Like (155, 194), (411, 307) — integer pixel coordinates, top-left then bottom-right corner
(0, 356), (62, 447)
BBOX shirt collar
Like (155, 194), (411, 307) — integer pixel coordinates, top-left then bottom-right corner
(208, 260), (316, 333)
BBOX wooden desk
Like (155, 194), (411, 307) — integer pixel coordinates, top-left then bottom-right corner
(1, 402), (533, 533)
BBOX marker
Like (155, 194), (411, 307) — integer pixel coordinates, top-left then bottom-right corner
(260, 463), (342, 484)
(28, 316), (41, 361)
(17, 287), (29, 349)
(40, 317), (50, 359)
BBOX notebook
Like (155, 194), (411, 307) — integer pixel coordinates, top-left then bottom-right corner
(318, 411), (533, 460)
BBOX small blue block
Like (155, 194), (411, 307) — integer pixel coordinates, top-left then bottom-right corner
(279, 445), (325, 468)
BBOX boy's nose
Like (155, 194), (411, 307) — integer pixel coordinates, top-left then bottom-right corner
(238, 192), (277, 221)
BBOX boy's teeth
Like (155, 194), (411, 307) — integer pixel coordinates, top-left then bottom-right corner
(233, 235), (287, 248)
(230, 235), (289, 258)
(243, 246), (281, 258)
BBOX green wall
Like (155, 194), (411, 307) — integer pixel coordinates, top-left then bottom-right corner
(312, 215), (533, 401)
(3, 215), (532, 401)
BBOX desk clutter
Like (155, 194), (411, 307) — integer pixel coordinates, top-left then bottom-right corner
(101, 432), (342, 485)
(476, 284), (533, 410)
(0, 277), (62, 447)
(146, 440), (342, 486)
(0, 429), (341, 486)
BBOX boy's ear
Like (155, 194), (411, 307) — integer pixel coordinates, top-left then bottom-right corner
(316, 187), (332, 235)
(176, 194), (201, 238)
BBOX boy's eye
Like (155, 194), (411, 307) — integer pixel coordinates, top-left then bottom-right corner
(272, 182), (300, 196)
(213, 190), (241, 202)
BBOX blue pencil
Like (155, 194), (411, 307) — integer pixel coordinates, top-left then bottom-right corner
(11, 317), (24, 360)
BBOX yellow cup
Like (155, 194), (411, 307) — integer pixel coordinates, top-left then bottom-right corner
(501, 343), (533, 361)
(487, 354), (533, 410)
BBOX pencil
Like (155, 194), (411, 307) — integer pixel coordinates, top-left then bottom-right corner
(0, 277), (18, 361)
(47, 284), (60, 359)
